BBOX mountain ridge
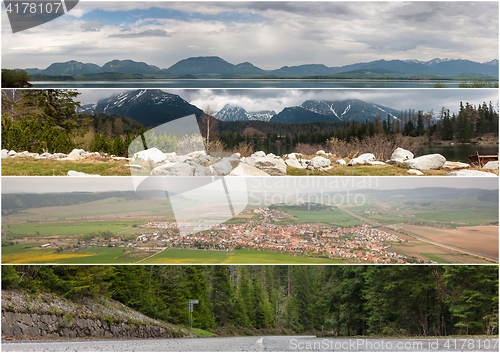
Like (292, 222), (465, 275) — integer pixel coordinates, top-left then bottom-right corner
(16, 56), (499, 78)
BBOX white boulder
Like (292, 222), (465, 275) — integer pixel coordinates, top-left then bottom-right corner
(309, 156), (332, 169)
(348, 153), (376, 166)
(67, 170), (100, 176)
(125, 164), (142, 170)
(229, 164), (270, 176)
(442, 161), (470, 170)
(336, 159), (347, 165)
(133, 148), (167, 164)
(386, 159), (404, 165)
(251, 151), (266, 158)
(391, 148), (414, 161)
(407, 169), (424, 175)
(150, 162), (195, 176)
(316, 150), (326, 155)
(1, 150), (9, 159)
(402, 154), (446, 170)
(63, 150), (81, 161)
(285, 158), (303, 169)
(210, 159), (235, 176)
(185, 150), (206, 158)
(447, 170), (497, 177)
(16, 151), (32, 158)
(483, 161), (499, 170)
(243, 156), (286, 176)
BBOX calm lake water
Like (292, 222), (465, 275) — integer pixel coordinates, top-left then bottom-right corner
(418, 144), (499, 163)
(255, 143), (498, 163)
(31, 79), (461, 89)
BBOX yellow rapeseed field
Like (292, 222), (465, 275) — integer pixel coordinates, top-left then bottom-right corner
(3, 251), (92, 264)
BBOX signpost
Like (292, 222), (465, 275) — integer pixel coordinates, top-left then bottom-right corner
(188, 299), (199, 329)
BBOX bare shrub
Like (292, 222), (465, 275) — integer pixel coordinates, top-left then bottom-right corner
(293, 143), (325, 156)
(205, 138), (226, 154)
(231, 142), (254, 157)
(72, 128), (96, 151)
(177, 134), (205, 155)
(326, 134), (420, 160)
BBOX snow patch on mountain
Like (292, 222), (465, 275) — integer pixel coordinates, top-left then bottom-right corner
(215, 104), (275, 122)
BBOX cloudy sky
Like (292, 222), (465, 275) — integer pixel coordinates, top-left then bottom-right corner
(2, 1), (498, 69)
(3, 176), (498, 194)
(77, 88), (499, 115)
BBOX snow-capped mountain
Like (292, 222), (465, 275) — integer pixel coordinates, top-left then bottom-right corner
(484, 59), (499, 66)
(83, 89), (203, 127)
(423, 58), (453, 66)
(215, 104), (275, 122)
(271, 99), (401, 123)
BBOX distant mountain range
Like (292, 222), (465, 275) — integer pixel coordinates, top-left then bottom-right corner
(18, 56), (499, 78)
(215, 104), (276, 122)
(271, 99), (402, 123)
(81, 90), (404, 126)
(80, 89), (203, 127)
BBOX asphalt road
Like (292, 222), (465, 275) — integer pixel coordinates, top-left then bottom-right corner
(2, 336), (498, 351)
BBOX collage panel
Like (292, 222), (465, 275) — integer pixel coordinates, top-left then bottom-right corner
(1, 88), (499, 177)
(1, 176), (499, 265)
(1, 264), (499, 351)
(1, 0), (499, 352)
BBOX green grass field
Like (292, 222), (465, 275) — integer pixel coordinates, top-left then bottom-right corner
(421, 253), (452, 264)
(348, 206), (498, 227)
(3, 197), (173, 222)
(142, 248), (346, 264)
(140, 248), (232, 264)
(275, 207), (363, 227)
(5, 220), (144, 237)
(1, 158), (132, 176)
(286, 164), (453, 176)
(222, 249), (345, 264)
(3, 246), (348, 264)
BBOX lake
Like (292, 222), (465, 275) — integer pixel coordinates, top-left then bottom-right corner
(418, 144), (499, 163)
(30, 79), (461, 89)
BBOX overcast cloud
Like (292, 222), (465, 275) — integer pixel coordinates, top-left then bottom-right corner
(2, 176), (498, 194)
(2, 1), (498, 69)
(77, 88), (500, 115)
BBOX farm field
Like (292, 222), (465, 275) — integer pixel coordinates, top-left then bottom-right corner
(3, 197), (173, 222)
(353, 208), (498, 227)
(400, 225), (499, 259)
(140, 248), (232, 264)
(2, 244), (150, 264)
(4, 220), (146, 238)
(3, 245), (348, 264)
(222, 249), (345, 264)
(274, 207), (363, 227)
(141, 248), (346, 264)
(386, 230), (496, 264)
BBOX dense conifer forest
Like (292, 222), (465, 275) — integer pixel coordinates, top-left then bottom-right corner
(2, 265), (497, 337)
